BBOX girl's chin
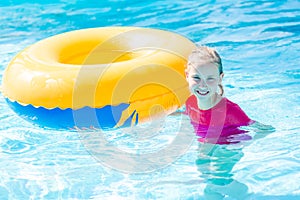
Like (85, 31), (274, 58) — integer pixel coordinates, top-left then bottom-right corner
(195, 95), (210, 100)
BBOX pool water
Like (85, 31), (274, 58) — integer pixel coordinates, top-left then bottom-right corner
(1, 0), (300, 199)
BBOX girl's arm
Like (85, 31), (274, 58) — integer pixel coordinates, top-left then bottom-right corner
(247, 121), (275, 140)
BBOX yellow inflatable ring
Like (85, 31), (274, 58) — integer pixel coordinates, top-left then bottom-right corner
(2, 27), (195, 129)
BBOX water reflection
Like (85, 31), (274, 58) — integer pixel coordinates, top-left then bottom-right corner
(195, 123), (275, 199)
(196, 143), (249, 199)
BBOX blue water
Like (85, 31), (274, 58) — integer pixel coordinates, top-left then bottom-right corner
(1, 0), (300, 199)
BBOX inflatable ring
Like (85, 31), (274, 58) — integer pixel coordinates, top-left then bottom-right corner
(2, 27), (195, 130)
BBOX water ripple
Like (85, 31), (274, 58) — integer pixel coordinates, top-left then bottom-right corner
(1, 139), (33, 154)
(0, 0), (300, 199)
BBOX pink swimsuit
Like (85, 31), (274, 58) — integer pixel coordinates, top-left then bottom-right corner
(185, 95), (255, 144)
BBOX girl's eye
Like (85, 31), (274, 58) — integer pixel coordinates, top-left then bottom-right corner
(192, 76), (200, 80)
(207, 77), (215, 82)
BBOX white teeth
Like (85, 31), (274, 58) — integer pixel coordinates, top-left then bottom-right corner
(196, 90), (209, 95)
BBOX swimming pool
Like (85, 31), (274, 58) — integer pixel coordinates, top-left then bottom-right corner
(1, 0), (300, 199)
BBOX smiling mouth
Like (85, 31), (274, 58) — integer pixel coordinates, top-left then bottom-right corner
(196, 90), (209, 96)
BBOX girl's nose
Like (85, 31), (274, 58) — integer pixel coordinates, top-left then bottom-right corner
(198, 79), (207, 88)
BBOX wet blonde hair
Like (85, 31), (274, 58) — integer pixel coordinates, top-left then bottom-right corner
(186, 46), (224, 96)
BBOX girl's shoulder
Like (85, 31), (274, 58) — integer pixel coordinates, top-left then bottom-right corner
(186, 94), (197, 104)
(224, 98), (255, 125)
(185, 95), (197, 109)
(224, 98), (245, 112)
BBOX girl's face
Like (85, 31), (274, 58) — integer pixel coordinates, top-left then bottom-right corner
(186, 63), (223, 101)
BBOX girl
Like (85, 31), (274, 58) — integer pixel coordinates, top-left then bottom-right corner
(185, 46), (255, 144)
